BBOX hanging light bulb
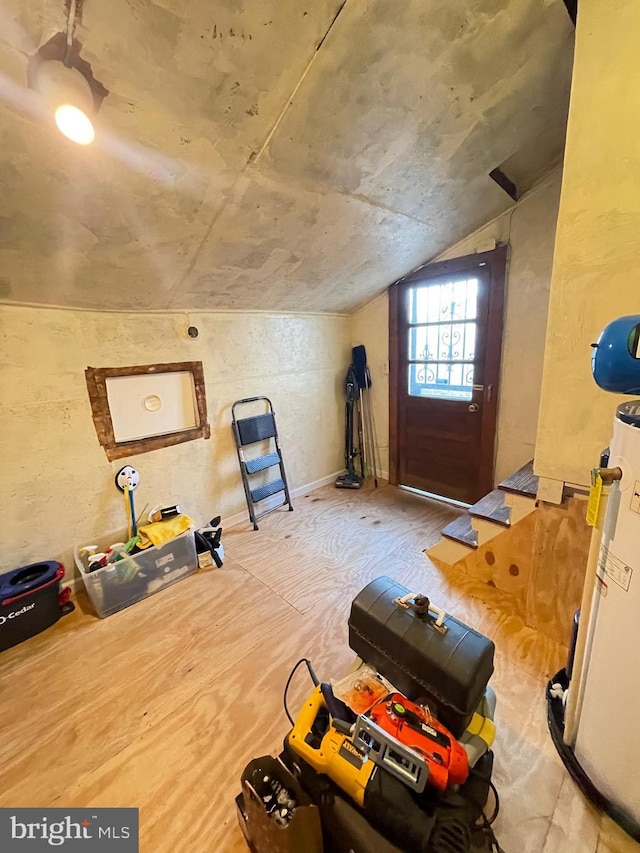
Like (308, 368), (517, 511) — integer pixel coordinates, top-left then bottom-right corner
(54, 104), (95, 145)
(35, 59), (97, 144)
(27, 10), (109, 147)
(49, 0), (95, 145)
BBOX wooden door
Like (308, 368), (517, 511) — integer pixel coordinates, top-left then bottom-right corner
(389, 246), (506, 505)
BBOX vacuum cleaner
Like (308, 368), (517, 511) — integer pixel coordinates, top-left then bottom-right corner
(336, 364), (364, 489)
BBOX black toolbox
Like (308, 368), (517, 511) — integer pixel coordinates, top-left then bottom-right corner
(348, 576), (495, 736)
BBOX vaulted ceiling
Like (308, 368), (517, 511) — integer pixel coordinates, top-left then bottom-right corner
(0, 0), (574, 313)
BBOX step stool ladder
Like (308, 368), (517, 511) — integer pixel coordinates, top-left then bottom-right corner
(232, 396), (294, 530)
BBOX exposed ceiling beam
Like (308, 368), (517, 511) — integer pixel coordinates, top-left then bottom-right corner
(489, 168), (518, 202)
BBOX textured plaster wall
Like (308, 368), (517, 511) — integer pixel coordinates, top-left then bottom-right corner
(0, 305), (350, 579)
(436, 170), (562, 483)
(535, 0), (640, 487)
(352, 169), (562, 489)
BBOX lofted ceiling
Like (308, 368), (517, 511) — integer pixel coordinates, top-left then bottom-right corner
(0, 0), (574, 314)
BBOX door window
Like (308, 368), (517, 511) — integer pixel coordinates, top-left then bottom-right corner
(407, 277), (478, 401)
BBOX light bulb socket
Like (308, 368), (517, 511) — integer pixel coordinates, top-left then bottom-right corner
(28, 32), (108, 115)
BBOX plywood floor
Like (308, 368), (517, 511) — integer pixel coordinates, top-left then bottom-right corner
(1, 482), (637, 853)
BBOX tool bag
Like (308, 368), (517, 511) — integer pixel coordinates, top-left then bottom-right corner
(279, 741), (496, 853)
(348, 576), (495, 736)
(236, 755), (323, 853)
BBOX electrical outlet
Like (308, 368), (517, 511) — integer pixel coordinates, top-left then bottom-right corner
(115, 465), (140, 492)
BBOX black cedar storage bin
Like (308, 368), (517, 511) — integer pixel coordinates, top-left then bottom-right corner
(0, 561), (69, 652)
(348, 576), (495, 737)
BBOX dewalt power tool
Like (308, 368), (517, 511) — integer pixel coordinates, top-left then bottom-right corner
(286, 685), (501, 852)
(287, 686), (479, 803)
(287, 684), (375, 806)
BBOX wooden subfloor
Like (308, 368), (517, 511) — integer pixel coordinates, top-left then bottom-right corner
(1, 483), (637, 852)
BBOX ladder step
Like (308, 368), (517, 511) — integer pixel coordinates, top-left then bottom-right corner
(251, 479), (286, 503)
(237, 413), (277, 446)
(245, 452), (281, 475)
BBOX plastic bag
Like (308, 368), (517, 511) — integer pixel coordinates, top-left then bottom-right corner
(331, 664), (391, 714)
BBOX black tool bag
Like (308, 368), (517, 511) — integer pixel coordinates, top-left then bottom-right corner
(236, 755), (323, 853)
(348, 576), (495, 736)
(280, 741), (496, 853)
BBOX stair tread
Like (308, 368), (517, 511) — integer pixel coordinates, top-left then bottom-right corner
(441, 514), (478, 549)
(498, 460), (538, 498)
(468, 489), (511, 527)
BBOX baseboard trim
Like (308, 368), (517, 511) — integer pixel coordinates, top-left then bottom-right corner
(291, 470), (346, 499)
(64, 577), (83, 596)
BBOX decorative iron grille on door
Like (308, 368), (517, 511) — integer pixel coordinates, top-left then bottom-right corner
(407, 277), (479, 402)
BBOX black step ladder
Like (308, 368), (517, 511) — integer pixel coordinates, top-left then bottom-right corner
(232, 396), (294, 530)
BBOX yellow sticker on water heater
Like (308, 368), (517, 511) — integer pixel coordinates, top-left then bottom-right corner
(587, 472), (603, 527)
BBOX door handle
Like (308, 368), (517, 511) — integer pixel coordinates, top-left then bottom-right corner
(468, 403), (479, 413)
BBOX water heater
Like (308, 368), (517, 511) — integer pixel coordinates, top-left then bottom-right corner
(573, 315), (640, 823)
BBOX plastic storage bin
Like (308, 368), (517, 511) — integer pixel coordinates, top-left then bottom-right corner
(74, 529), (197, 618)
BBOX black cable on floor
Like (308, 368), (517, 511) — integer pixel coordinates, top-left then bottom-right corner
(467, 769), (504, 852)
(283, 658), (319, 725)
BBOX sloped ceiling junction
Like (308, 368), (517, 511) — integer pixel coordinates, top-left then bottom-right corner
(0, 0), (574, 314)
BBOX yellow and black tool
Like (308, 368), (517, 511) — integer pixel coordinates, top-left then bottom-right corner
(287, 684), (497, 807)
(287, 684), (374, 806)
(285, 684), (501, 853)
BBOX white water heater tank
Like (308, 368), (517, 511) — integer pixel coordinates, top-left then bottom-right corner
(575, 401), (640, 821)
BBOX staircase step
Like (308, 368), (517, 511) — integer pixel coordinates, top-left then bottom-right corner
(468, 489), (511, 527)
(426, 538), (475, 568)
(503, 491), (538, 524)
(498, 460), (538, 498)
(441, 513), (478, 549)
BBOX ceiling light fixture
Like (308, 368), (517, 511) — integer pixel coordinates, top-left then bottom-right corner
(27, 0), (108, 144)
